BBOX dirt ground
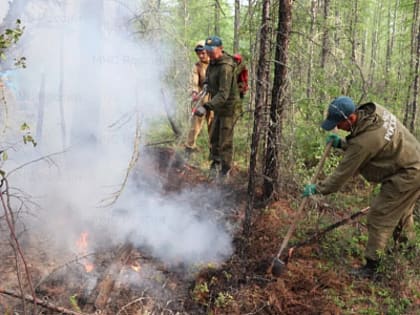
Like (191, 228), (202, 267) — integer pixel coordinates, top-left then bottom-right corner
(0, 147), (419, 314)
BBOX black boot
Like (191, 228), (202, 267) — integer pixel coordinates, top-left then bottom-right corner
(218, 165), (231, 184)
(351, 258), (379, 279)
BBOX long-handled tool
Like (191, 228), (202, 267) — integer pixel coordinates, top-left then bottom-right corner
(271, 142), (332, 277)
(283, 206), (370, 265)
(190, 88), (208, 116)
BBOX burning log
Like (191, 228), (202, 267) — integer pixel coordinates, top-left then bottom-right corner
(85, 244), (133, 312)
(0, 288), (91, 315)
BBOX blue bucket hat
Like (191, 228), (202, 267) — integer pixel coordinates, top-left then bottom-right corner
(321, 96), (356, 130)
(204, 36), (223, 51)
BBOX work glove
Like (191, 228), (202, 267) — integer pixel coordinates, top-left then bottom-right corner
(193, 105), (207, 117)
(326, 134), (342, 148)
(303, 184), (317, 197)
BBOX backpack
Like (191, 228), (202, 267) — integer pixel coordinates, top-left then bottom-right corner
(233, 54), (249, 99)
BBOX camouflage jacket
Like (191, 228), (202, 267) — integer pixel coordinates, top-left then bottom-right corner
(317, 102), (420, 194)
(203, 53), (240, 117)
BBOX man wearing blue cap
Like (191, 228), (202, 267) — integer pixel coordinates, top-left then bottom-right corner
(303, 96), (420, 279)
(194, 36), (240, 181)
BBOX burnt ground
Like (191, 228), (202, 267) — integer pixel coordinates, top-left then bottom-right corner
(0, 146), (419, 314)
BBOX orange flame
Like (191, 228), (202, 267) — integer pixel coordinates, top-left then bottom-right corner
(76, 231), (94, 272)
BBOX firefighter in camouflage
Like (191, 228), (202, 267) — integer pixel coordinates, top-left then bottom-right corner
(303, 96), (420, 278)
(193, 36), (240, 180)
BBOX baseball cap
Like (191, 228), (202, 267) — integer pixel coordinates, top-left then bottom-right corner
(321, 96), (356, 130)
(194, 40), (205, 52)
(204, 36), (223, 51)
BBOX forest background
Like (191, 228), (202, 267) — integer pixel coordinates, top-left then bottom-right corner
(0, 0), (419, 314)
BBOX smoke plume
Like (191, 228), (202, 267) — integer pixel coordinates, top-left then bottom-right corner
(1, 0), (232, 271)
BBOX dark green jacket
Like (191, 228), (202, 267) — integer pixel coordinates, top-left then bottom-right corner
(204, 53), (240, 117)
(317, 102), (420, 194)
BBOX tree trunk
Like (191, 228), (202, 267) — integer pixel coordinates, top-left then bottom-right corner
(214, 0), (221, 35)
(404, 0), (419, 131)
(411, 23), (420, 133)
(244, 0), (271, 236)
(59, 23), (67, 150)
(306, 0), (317, 99)
(409, 6), (420, 133)
(361, 23), (367, 69)
(234, 0), (240, 53)
(320, 0), (330, 68)
(350, 0), (358, 65)
(36, 74), (46, 141)
(348, 0), (358, 93)
(71, 0), (104, 146)
(262, 0), (292, 201)
(368, 1), (382, 88)
(384, 0), (398, 101)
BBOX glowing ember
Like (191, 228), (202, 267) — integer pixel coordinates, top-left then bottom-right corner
(130, 262), (141, 272)
(84, 262), (94, 273)
(76, 231), (94, 272)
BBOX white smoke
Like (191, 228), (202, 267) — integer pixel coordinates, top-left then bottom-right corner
(1, 0), (232, 270)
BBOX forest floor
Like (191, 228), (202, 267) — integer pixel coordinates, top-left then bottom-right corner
(0, 147), (419, 314)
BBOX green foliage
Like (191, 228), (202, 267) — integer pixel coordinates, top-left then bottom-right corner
(214, 291), (234, 308)
(21, 123), (37, 147)
(316, 224), (367, 262)
(192, 281), (209, 305)
(69, 294), (82, 312)
(222, 270), (232, 281)
(1, 151), (8, 161)
(0, 20), (25, 67)
(0, 122), (37, 177)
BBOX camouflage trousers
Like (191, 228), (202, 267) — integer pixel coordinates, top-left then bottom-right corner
(365, 183), (420, 260)
(185, 110), (214, 149)
(209, 115), (235, 173)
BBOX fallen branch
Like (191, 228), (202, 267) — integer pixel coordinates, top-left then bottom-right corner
(0, 288), (90, 315)
(291, 206), (370, 249)
(284, 207), (370, 264)
(116, 293), (150, 315)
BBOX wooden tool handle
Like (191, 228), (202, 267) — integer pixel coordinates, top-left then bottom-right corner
(275, 142), (332, 259)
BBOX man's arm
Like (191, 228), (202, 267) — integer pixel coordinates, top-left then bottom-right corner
(191, 64), (200, 99)
(317, 143), (371, 194)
